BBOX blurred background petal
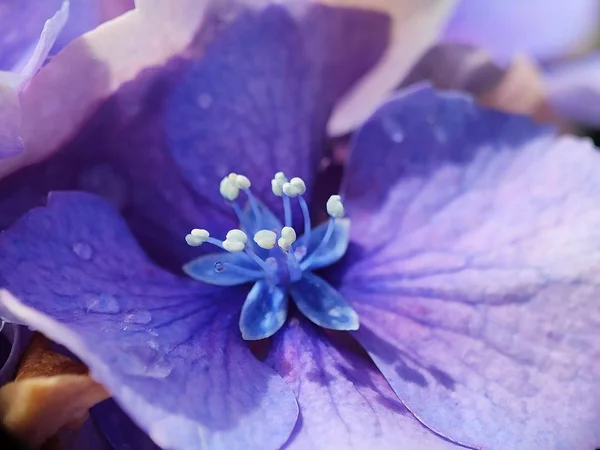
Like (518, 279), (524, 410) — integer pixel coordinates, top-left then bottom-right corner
(321, 0), (459, 136)
(544, 52), (600, 127)
(442, 0), (600, 63)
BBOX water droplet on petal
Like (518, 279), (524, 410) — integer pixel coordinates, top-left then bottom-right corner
(72, 242), (93, 260)
(120, 346), (172, 378)
(382, 117), (405, 143)
(214, 262), (225, 273)
(85, 294), (120, 314)
(124, 310), (152, 325)
(197, 93), (213, 109)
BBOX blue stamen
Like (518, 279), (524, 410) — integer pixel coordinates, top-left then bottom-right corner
(244, 189), (262, 229)
(283, 195), (292, 227)
(298, 195), (311, 253)
(231, 202), (247, 230)
(206, 237), (225, 249)
(285, 248), (303, 282)
(301, 218), (335, 270)
(245, 245), (274, 274)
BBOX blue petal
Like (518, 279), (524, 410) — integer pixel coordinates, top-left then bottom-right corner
(340, 86), (600, 449)
(298, 218), (350, 271)
(0, 192), (298, 450)
(239, 281), (288, 340)
(242, 196), (282, 237)
(183, 251), (262, 286)
(268, 318), (460, 449)
(290, 272), (358, 331)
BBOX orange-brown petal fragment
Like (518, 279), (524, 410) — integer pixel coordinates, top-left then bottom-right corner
(0, 334), (110, 448)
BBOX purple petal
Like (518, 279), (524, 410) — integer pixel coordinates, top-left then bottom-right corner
(0, 192), (298, 450)
(0, 86), (24, 158)
(0, 1), (390, 269)
(268, 318), (460, 449)
(0, 0), (64, 71)
(442, 0), (599, 63)
(51, 0), (134, 54)
(0, 1), (209, 180)
(339, 86), (600, 449)
(0, 0), (68, 159)
(92, 399), (160, 450)
(166, 3), (389, 221)
(545, 52), (600, 126)
(17, 0), (69, 84)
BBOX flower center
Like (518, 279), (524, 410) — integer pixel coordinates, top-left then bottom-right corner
(183, 172), (345, 288)
(182, 171), (357, 340)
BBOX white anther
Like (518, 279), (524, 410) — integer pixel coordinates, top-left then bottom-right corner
(282, 182), (298, 198)
(185, 228), (210, 246)
(281, 226), (296, 243)
(271, 179), (283, 196)
(254, 229), (277, 249)
(278, 237), (292, 251)
(289, 177), (306, 195)
(326, 194), (345, 218)
(274, 172), (287, 183)
(278, 227), (297, 251)
(222, 239), (245, 252)
(226, 229), (248, 244)
(220, 176), (240, 201)
(234, 174), (251, 189)
(271, 172), (289, 197)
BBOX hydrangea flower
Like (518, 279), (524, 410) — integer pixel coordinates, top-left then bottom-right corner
(3, 82), (600, 450)
(0, 1), (599, 450)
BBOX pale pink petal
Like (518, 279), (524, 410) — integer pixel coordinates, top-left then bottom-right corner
(323, 0), (458, 136)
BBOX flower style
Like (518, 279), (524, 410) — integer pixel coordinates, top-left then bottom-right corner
(0, 2), (599, 450)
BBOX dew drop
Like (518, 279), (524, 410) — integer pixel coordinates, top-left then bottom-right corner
(85, 294), (120, 314)
(382, 117), (405, 143)
(197, 93), (213, 109)
(120, 346), (173, 378)
(214, 262), (225, 273)
(124, 310), (152, 325)
(72, 242), (93, 260)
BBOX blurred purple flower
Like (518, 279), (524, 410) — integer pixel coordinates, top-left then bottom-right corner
(0, 1), (599, 450)
(402, 0), (600, 129)
(0, 0), (134, 158)
(442, 0), (599, 64)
